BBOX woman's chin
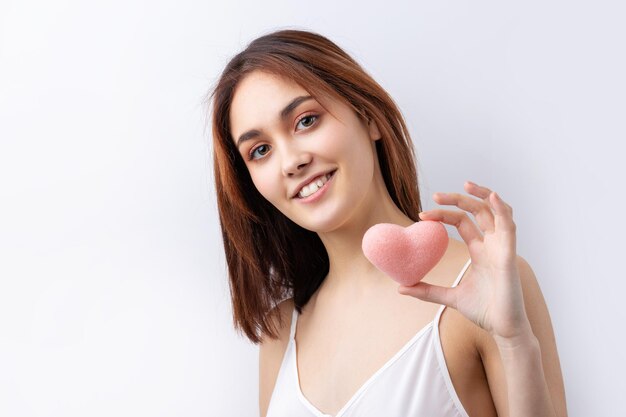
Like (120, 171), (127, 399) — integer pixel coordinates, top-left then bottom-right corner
(294, 212), (343, 234)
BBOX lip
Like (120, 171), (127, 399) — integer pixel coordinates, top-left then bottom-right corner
(291, 169), (337, 199)
(293, 170), (336, 203)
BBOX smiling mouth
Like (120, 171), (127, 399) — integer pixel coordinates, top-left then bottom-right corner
(295, 170), (337, 199)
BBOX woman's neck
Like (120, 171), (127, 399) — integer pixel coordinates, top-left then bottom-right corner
(316, 191), (416, 298)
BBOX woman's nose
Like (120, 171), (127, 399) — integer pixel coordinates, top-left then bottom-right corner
(281, 145), (312, 177)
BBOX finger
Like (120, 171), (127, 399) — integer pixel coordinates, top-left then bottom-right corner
(490, 191), (517, 250)
(466, 181), (515, 222)
(398, 282), (457, 309)
(431, 191), (495, 234)
(466, 181), (515, 236)
(419, 209), (484, 248)
(490, 191), (513, 220)
(464, 181), (493, 200)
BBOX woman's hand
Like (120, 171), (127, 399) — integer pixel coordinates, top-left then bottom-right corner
(398, 181), (534, 344)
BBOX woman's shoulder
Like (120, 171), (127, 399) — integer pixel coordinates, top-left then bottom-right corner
(424, 237), (472, 288)
(258, 297), (295, 417)
(261, 297), (295, 345)
(431, 237), (483, 353)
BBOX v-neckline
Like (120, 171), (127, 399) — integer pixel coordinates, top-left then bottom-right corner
(290, 257), (472, 417)
(291, 311), (436, 417)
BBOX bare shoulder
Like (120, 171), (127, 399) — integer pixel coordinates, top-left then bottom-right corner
(435, 236), (480, 355)
(477, 255), (568, 417)
(259, 297), (295, 417)
(424, 237), (471, 287)
(439, 240), (567, 415)
(477, 254), (561, 350)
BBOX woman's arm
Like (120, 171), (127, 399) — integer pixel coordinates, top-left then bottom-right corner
(478, 255), (567, 417)
(398, 181), (567, 417)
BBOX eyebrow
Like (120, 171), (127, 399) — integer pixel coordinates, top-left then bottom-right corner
(235, 95), (314, 148)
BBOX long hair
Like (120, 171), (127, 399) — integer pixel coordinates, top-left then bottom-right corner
(208, 29), (422, 344)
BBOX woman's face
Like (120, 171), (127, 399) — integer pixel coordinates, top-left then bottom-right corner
(229, 70), (381, 232)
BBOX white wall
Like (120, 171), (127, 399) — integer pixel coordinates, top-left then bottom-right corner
(1, 0), (624, 416)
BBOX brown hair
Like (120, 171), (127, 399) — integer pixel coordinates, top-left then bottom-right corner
(208, 29), (422, 344)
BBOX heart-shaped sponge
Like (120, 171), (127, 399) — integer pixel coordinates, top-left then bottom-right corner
(362, 221), (449, 286)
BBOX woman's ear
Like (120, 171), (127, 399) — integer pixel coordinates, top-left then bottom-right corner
(367, 118), (382, 141)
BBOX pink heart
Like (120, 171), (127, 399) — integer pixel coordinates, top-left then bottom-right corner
(362, 221), (449, 286)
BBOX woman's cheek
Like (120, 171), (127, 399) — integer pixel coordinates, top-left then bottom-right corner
(251, 166), (281, 203)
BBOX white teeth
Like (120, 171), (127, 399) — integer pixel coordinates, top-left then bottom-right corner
(298, 172), (332, 198)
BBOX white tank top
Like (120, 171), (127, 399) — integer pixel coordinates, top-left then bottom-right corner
(266, 258), (472, 417)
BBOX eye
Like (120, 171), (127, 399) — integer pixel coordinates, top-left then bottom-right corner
(248, 144), (270, 161)
(295, 114), (318, 131)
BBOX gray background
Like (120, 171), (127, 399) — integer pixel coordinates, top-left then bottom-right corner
(1, 0), (624, 416)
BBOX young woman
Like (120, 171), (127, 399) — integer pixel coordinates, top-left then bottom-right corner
(209, 29), (567, 417)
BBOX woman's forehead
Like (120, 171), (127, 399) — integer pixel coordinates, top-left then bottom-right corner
(229, 72), (317, 137)
(234, 71), (307, 107)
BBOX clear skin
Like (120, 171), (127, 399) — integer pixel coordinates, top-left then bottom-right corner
(406, 189), (533, 343)
(230, 70), (414, 294)
(230, 70), (564, 417)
